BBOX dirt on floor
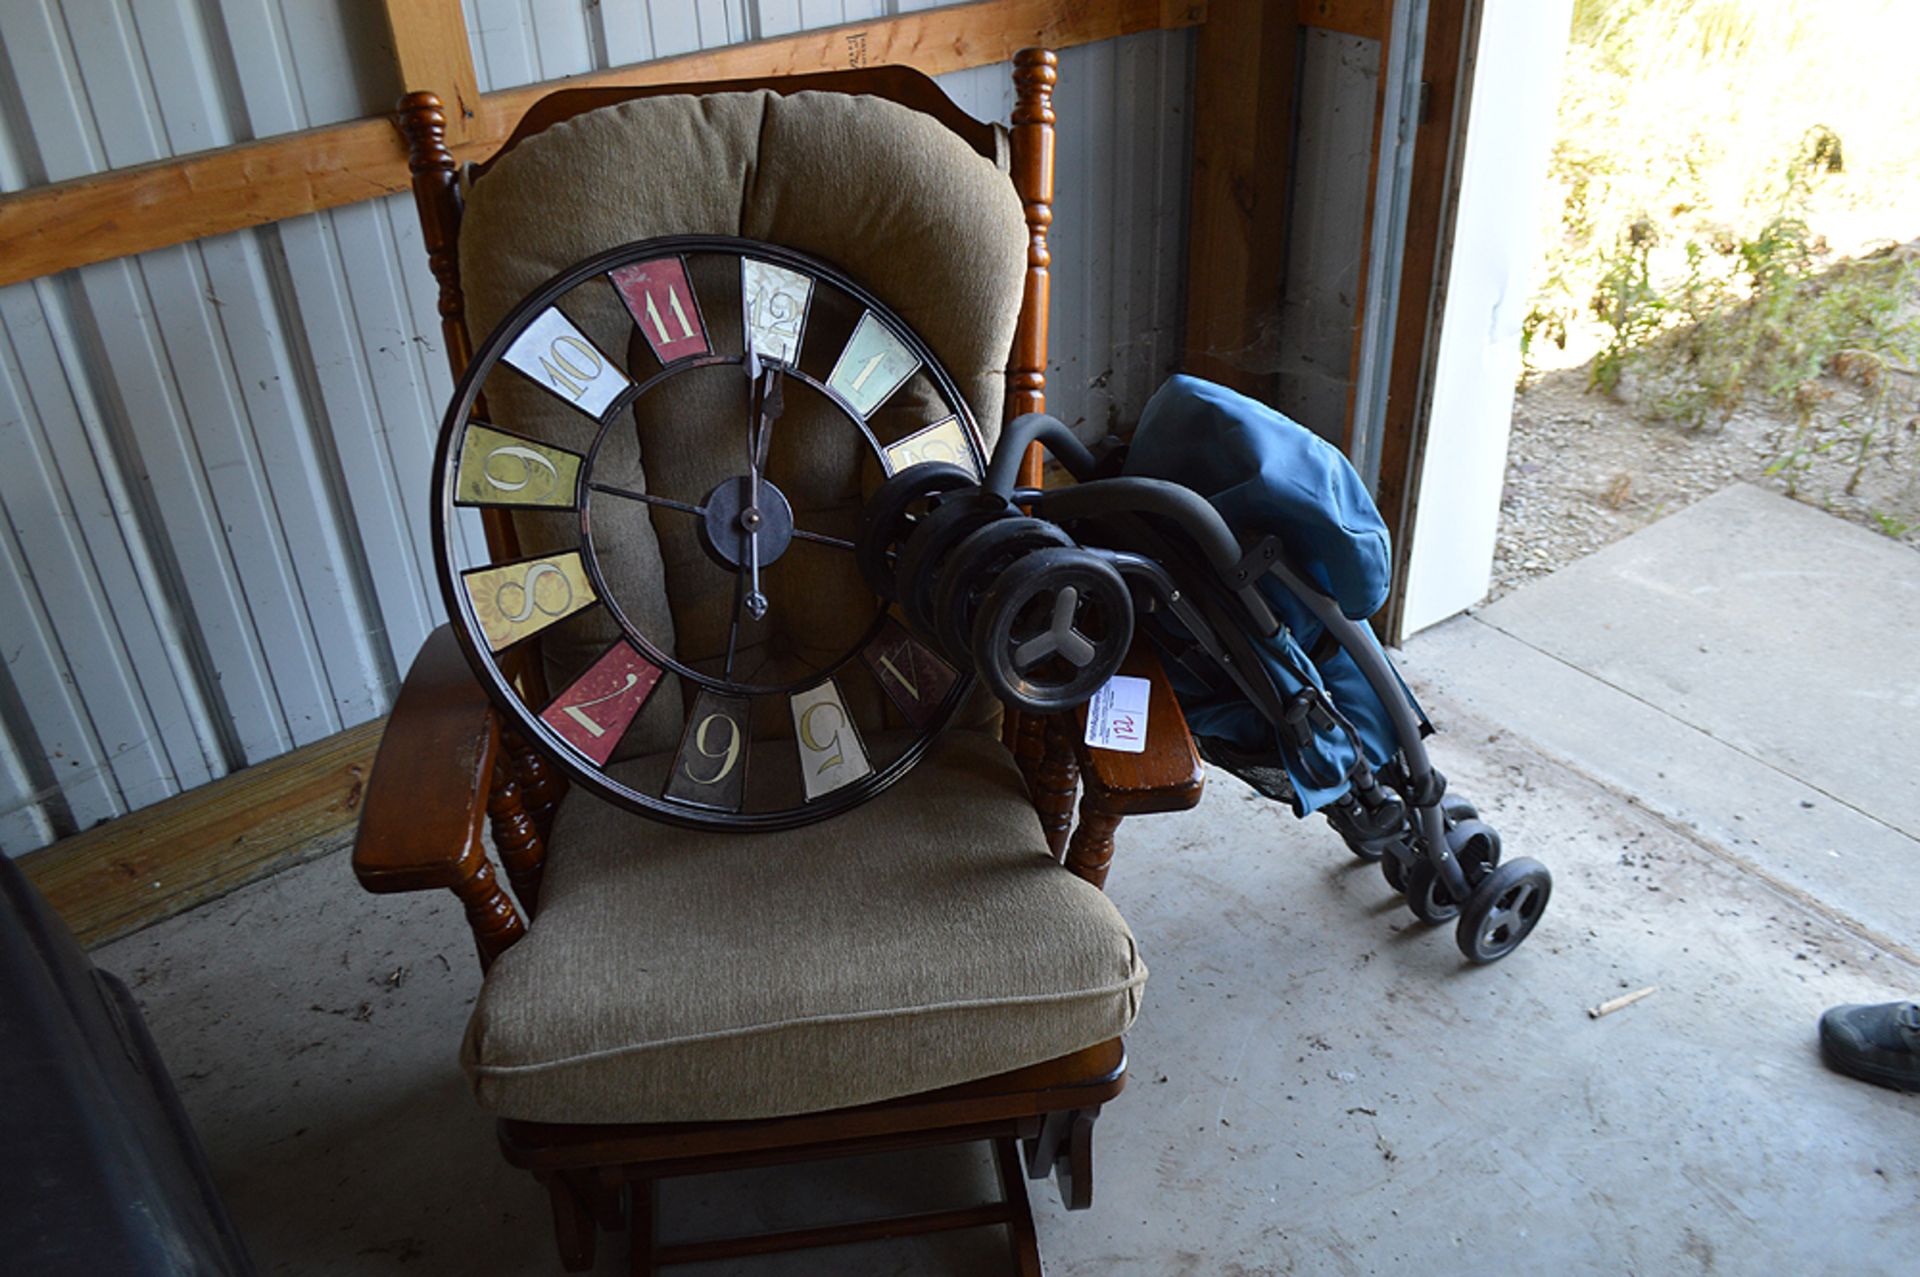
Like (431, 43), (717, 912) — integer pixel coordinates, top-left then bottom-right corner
(1493, 363), (1920, 600)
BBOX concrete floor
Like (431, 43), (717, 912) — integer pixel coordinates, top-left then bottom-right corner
(97, 483), (1920, 1275)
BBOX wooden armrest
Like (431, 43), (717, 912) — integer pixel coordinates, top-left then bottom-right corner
(1074, 642), (1204, 815)
(353, 625), (499, 894)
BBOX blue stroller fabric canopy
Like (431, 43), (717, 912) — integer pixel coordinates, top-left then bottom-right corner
(1122, 375), (1427, 814)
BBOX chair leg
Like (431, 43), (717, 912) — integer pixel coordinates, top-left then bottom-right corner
(1056, 1111), (1096, 1212)
(993, 1137), (1045, 1277)
(1022, 1108), (1097, 1212)
(539, 1170), (596, 1271)
(627, 1179), (658, 1277)
(589, 1167), (628, 1232)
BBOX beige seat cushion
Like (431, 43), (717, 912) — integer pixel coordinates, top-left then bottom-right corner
(462, 731), (1145, 1124)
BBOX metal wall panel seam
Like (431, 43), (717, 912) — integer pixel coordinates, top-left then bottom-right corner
(136, 1), (388, 739)
(376, 203), (484, 599)
(317, 199), (459, 620)
(377, 189), (490, 573)
(271, 214), (434, 679)
(222, 0), (438, 682)
(0, 332), (123, 831)
(0, 6), (232, 799)
(59, 8), (334, 761)
(1149, 29), (1193, 400)
(0, 668), (58, 849)
(12, 4), (293, 767)
(525, 0), (598, 83)
(142, 0), (397, 729)
(594, 0), (655, 68)
(463, 0), (500, 95)
(467, 0), (542, 92)
(8, 276), (223, 802)
(258, 0), (398, 126)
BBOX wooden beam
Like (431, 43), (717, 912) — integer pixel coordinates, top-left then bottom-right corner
(1339, 2), (1396, 452)
(381, 0), (481, 144)
(1181, 0), (1298, 400)
(1299, 0), (1388, 41)
(1378, 0), (1475, 642)
(0, 0), (1204, 289)
(16, 718), (384, 947)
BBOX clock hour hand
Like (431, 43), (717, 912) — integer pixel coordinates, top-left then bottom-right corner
(742, 337), (771, 620)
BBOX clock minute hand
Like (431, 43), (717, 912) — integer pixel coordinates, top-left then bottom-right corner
(754, 363), (783, 475)
(742, 365), (786, 622)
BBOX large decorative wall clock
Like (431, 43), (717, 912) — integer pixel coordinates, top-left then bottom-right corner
(433, 236), (986, 831)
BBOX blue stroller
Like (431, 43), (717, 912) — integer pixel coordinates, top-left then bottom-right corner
(858, 375), (1552, 963)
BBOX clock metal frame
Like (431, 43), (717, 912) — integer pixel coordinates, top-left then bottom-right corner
(431, 235), (988, 832)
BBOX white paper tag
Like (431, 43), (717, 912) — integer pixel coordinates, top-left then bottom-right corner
(1083, 674), (1151, 753)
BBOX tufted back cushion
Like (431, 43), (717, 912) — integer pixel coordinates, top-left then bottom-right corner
(459, 89), (1027, 758)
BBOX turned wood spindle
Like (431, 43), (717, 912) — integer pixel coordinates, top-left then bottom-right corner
(1064, 791), (1123, 890)
(397, 92), (472, 377)
(505, 730), (566, 832)
(447, 842), (526, 970)
(488, 758), (547, 914)
(1009, 48), (1057, 447)
(1002, 49), (1058, 761)
(1033, 715), (1080, 859)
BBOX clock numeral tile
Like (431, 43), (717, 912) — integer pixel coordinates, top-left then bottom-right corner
(540, 642), (663, 765)
(665, 689), (751, 812)
(740, 258), (814, 366)
(462, 551), (599, 651)
(790, 679), (874, 802)
(883, 415), (978, 477)
(826, 311), (921, 418)
(610, 256), (711, 364)
(454, 423), (583, 508)
(502, 307), (630, 417)
(861, 620), (959, 728)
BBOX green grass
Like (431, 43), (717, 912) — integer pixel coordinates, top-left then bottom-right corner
(1523, 0), (1920, 533)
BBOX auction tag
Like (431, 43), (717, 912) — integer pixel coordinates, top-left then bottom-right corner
(1083, 674), (1151, 753)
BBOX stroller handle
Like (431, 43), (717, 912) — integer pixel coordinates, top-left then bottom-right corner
(983, 413), (1100, 494)
(1034, 478), (1245, 582)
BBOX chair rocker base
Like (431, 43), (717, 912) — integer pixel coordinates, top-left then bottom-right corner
(499, 1039), (1124, 1275)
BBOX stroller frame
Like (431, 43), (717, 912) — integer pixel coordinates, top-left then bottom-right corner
(958, 412), (1550, 962)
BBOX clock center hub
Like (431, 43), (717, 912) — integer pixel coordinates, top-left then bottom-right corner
(697, 475), (795, 570)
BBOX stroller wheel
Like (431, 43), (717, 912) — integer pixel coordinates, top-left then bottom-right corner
(1405, 821), (1501, 924)
(1455, 857), (1552, 962)
(1403, 858), (1461, 924)
(1441, 794), (1479, 826)
(895, 490), (1014, 639)
(1381, 850), (1408, 893)
(932, 517), (1074, 664)
(1446, 818), (1502, 869)
(856, 462), (977, 599)
(972, 546), (1134, 714)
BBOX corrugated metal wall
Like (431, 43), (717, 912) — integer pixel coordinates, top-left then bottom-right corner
(0, 0), (1192, 854)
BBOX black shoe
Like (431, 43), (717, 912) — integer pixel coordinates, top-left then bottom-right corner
(1819, 1001), (1920, 1093)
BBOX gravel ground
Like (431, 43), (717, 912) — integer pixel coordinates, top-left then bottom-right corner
(1492, 364), (1920, 600)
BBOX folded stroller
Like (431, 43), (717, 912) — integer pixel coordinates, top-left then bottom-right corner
(858, 375), (1552, 963)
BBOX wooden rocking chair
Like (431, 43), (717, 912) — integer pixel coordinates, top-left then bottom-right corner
(353, 51), (1203, 1275)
